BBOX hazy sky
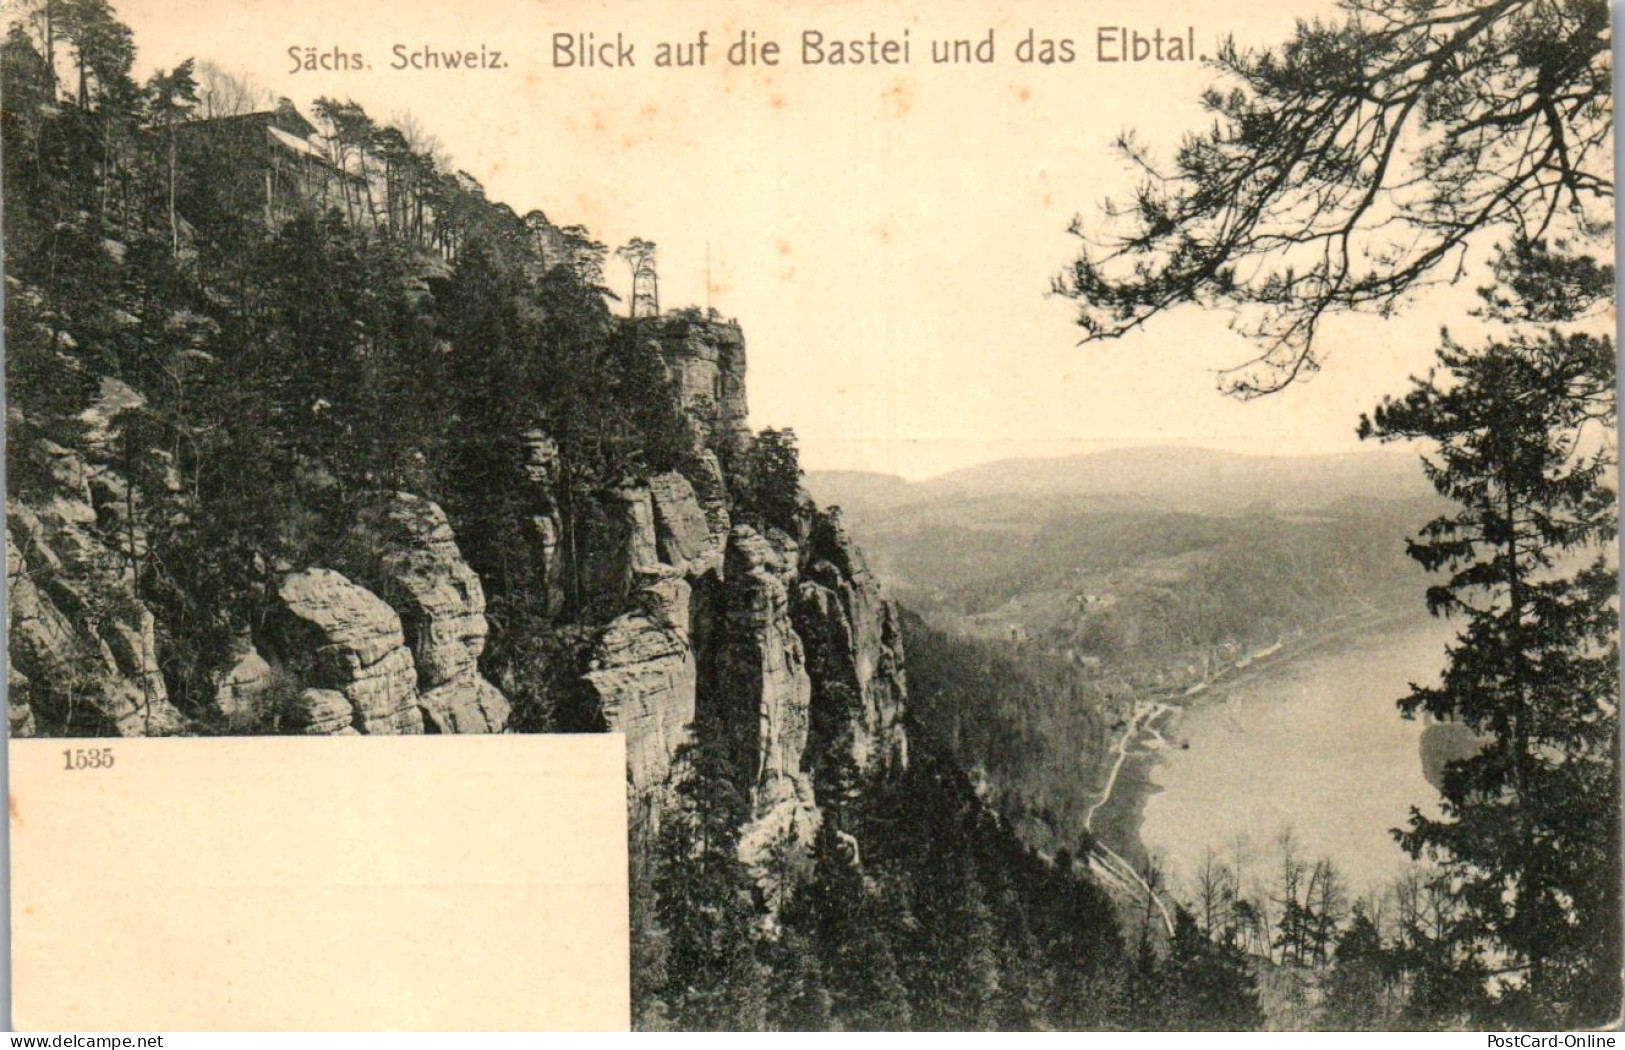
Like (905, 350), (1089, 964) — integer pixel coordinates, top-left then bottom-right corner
(110, 0), (1476, 479)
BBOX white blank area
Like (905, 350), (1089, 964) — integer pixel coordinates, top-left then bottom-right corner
(11, 735), (629, 1031)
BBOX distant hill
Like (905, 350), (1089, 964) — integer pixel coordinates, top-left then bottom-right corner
(800, 469), (923, 517)
(807, 446), (1433, 520)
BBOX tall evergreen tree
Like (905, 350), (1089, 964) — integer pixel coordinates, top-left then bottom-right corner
(1360, 329), (1618, 1027)
(1155, 907), (1265, 1031)
(784, 817), (912, 1031)
(1318, 904), (1400, 1030)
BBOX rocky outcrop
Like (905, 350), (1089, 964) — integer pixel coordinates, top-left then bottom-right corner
(5, 435), (182, 736)
(650, 471), (724, 579)
(578, 486), (664, 621)
(582, 474), (907, 884)
(796, 514), (909, 773)
(652, 318), (751, 445)
(346, 493), (510, 734)
(212, 635), (273, 725)
(521, 429), (567, 616)
(5, 302), (911, 916)
(587, 573), (697, 802)
(719, 526), (820, 861)
(585, 469), (711, 803)
(8, 667), (36, 736)
(264, 568), (423, 735)
(690, 451), (733, 555)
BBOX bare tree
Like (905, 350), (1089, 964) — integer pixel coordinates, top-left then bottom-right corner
(1193, 846), (1238, 940)
(195, 60), (269, 118)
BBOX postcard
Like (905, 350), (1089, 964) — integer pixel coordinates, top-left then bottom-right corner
(5, 0), (1617, 1031)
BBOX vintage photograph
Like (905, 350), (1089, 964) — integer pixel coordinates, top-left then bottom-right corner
(3, 0), (1618, 1032)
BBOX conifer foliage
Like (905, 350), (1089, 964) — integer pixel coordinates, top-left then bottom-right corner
(1361, 330), (1619, 1027)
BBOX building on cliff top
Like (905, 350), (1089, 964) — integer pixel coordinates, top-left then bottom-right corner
(174, 102), (570, 266)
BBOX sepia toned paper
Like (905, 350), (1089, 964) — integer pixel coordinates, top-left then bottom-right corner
(3, 0), (1617, 1034)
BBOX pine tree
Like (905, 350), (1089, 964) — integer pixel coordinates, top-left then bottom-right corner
(1318, 905), (1399, 1030)
(737, 427), (805, 534)
(763, 927), (833, 1031)
(1156, 907), (1264, 1031)
(143, 58), (197, 257)
(1360, 329), (1618, 1027)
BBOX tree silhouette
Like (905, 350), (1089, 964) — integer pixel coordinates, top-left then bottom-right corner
(1360, 329), (1618, 1027)
(1055, 0), (1612, 395)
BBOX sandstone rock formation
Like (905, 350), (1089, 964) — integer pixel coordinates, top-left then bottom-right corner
(521, 428), (567, 616)
(587, 572), (696, 803)
(649, 471), (722, 578)
(347, 493), (510, 733)
(578, 486), (664, 622)
(689, 451), (733, 554)
(585, 472), (713, 808)
(720, 525), (820, 861)
(651, 318), (751, 445)
(796, 514), (908, 773)
(581, 470), (908, 885)
(5, 308), (910, 911)
(212, 635), (273, 726)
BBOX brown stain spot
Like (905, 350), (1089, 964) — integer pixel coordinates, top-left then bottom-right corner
(1017, 85), (1032, 102)
(769, 94), (785, 110)
(778, 265), (797, 282)
(23, 905), (33, 916)
(881, 80), (914, 119)
(1042, 192), (1054, 208)
(640, 102), (659, 120)
(776, 239), (793, 257)
(9, 793), (18, 822)
(872, 222), (894, 245)
(620, 135), (639, 150)
(709, 281), (729, 299)
(590, 111), (607, 133)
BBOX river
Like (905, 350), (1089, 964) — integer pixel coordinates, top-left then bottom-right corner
(1139, 614), (1459, 898)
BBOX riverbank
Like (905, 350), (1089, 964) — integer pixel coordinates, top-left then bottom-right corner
(1086, 604), (1446, 887)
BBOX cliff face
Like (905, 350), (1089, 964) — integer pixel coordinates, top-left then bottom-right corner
(584, 469), (722, 805)
(6, 313), (907, 876)
(652, 317), (752, 447)
(796, 515), (909, 774)
(6, 381), (183, 737)
(718, 525), (820, 859)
